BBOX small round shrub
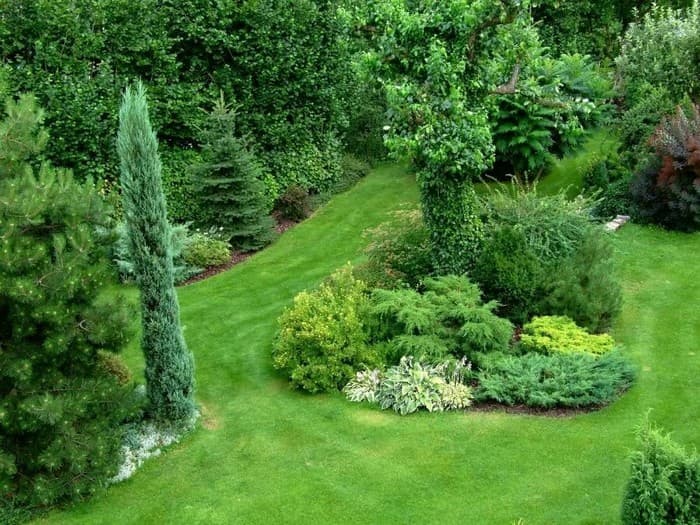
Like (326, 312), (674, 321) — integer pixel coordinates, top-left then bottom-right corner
(272, 265), (381, 393)
(471, 226), (545, 325)
(540, 229), (622, 333)
(182, 233), (231, 268)
(275, 184), (312, 222)
(520, 316), (615, 356)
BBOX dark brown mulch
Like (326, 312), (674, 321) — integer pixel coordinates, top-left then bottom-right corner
(180, 215), (299, 286)
(467, 401), (603, 418)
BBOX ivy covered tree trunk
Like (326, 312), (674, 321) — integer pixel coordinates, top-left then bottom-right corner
(419, 175), (483, 275)
(117, 82), (196, 423)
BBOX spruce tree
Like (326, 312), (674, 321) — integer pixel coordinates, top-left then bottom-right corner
(116, 82), (196, 423)
(193, 94), (275, 251)
(0, 94), (137, 507)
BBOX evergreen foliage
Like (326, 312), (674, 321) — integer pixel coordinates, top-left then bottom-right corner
(371, 275), (513, 363)
(475, 351), (635, 408)
(117, 82), (196, 423)
(0, 95), (137, 508)
(272, 266), (380, 393)
(192, 95), (275, 251)
(622, 421), (700, 525)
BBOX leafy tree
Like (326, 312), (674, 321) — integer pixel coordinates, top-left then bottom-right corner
(117, 82), (196, 423)
(360, 0), (540, 274)
(0, 94), (137, 508)
(193, 95), (275, 251)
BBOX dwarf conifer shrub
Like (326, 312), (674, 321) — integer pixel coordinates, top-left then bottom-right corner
(622, 421), (700, 525)
(371, 275), (513, 363)
(475, 351), (635, 408)
(520, 316), (615, 356)
(272, 266), (381, 393)
(540, 229), (622, 333)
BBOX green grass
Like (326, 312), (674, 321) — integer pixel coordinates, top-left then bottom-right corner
(538, 129), (620, 198)
(37, 164), (700, 525)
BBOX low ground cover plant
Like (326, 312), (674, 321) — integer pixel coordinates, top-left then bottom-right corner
(475, 351), (635, 408)
(520, 316), (615, 356)
(344, 357), (473, 415)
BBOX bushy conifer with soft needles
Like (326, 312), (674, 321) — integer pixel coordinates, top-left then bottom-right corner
(193, 94), (275, 251)
(117, 82), (196, 423)
(0, 95), (137, 509)
(622, 420), (700, 524)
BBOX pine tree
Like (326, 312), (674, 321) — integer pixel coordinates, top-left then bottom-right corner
(117, 82), (196, 423)
(193, 94), (275, 251)
(0, 94), (137, 507)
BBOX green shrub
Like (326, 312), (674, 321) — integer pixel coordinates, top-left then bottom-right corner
(272, 266), (380, 393)
(541, 230), (623, 333)
(616, 1), (700, 106)
(161, 147), (203, 224)
(182, 233), (230, 268)
(275, 184), (312, 222)
(371, 357), (473, 415)
(479, 184), (595, 262)
(630, 103), (700, 232)
(371, 275), (513, 364)
(621, 421), (700, 525)
(356, 209), (433, 290)
(616, 83), (676, 168)
(520, 316), (615, 356)
(471, 226), (546, 325)
(475, 351), (635, 408)
(335, 154), (371, 193)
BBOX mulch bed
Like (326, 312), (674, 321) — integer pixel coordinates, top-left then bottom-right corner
(179, 214), (299, 286)
(467, 401), (602, 418)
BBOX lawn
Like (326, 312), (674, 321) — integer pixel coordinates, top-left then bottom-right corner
(38, 164), (700, 525)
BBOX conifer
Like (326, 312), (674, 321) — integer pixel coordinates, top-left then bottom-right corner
(117, 82), (196, 423)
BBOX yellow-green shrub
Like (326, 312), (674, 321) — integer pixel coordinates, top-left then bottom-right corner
(272, 265), (381, 393)
(520, 316), (614, 356)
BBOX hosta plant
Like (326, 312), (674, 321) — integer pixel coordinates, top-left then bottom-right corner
(373, 357), (473, 415)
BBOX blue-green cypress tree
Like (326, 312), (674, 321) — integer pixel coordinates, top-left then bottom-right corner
(117, 82), (196, 423)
